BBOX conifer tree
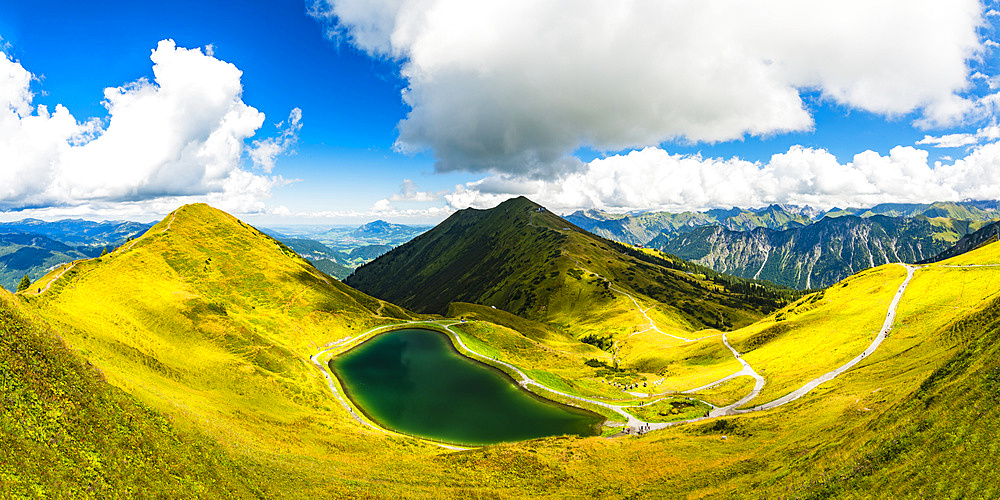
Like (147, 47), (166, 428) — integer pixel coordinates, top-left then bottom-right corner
(17, 274), (30, 293)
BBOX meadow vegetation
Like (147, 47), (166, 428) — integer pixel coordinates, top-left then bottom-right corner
(8, 203), (1000, 497)
(689, 375), (757, 407)
(726, 264), (908, 404)
(347, 197), (791, 337)
(624, 397), (710, 423)
(0, 287), (302, 497)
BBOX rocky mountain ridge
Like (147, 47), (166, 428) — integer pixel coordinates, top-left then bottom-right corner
(652, 215), (967, 289)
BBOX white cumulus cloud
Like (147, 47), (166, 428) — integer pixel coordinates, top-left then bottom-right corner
(443, 143), (1000, 213)
(313, 0), (987, 176)
(917, 125), (1000, 148)
(0, 39), (296, 216)
(250, 107), (303, 173)
(364, 179), (444, 219)
(388, 179), (439, 202)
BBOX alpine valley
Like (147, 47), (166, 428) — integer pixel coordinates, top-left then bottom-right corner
(5, 199), (1000, 498)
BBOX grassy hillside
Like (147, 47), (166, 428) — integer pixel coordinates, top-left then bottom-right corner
(722, 264), (908, 403)
(344, 195), (809, 395)
(19, 204), (468, 491)
(720, 242), (1000, 496)
(430, 243), (1000, 496)
(10, 202), (999, 497)
(0, 287), (294, 496)
(348, 197), (788, 335)
(437, 246), (1000, 497)
(919, 220), (1000, 263)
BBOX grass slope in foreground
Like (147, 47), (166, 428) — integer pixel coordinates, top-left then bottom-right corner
(21, 204), (504, 496)
(0, 287), (285, 497)
(12, 203), (1000, 497)
(719, 243), (1000, 497)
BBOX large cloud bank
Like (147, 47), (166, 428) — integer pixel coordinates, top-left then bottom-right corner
(314, 0), (986, 175)
(0, 40), (297, 215)
(443, 141), (1000, 213)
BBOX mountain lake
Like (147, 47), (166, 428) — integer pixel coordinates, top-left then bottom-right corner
(329, 328), (604, 445)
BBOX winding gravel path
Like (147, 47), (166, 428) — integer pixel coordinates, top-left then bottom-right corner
(684, 333), (766, 417)
(162, 211), (177, 233)
(608, 285), (695, 342)
(736, 264), (917, 413)
(437, 323), (649, 428)
(32, 262), (75, 295)
(310, 255), (968, 439)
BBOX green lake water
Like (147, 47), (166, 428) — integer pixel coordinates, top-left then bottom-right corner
(329, 328), (603, 445)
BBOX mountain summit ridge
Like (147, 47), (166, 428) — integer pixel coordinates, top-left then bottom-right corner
(347, 196), (788, 340)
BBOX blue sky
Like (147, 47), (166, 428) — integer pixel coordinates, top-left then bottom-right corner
(0, 0), (450, 220)
(0, 0), (998, 224)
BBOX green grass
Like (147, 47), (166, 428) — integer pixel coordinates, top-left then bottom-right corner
(726, 264), (908, 405)
(624, 397), (711, 423)
(689, 375), (757, 407)
(348, 196), (786, 337)
(9, 204), (1000, 498)
(0, 287), (306, 497)
(444, 320), (631, 401)
(937, 233), (1000, 264)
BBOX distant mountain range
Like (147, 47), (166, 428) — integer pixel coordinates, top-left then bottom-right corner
(654, 215), (977, 289)
(349, 220), (420, 239)
(565, 204), (813, 245)
(320, 219), (430, 248)
(0, 219), (154, 246)
(0, 220), (153, 291)
(565, 201), (1000, 246)
(265, 220), (421, 279)
(274, 237), (395, 280)
(565, 201), (1000, 289)
(275, 238), (355, 279)
(823, 200), (1000, 220)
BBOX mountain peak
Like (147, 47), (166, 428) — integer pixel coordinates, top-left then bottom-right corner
(347, 194), (777, 332)
(351, 219), (413, 237)
(754, 204), (787, 214)
(359, 219), (393, 230)
(497, 195), (541, 210)
(161, 203), (242, 232)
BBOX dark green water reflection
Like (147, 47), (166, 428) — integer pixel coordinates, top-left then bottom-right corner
(329, 328), (603, 445)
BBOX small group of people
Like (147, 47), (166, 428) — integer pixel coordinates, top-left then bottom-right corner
(627, 423), (651, 435)
(605, 379), (642, 391)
